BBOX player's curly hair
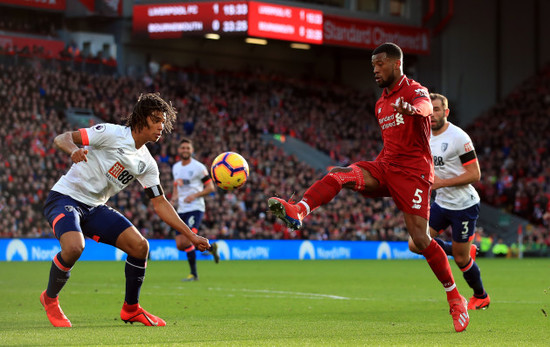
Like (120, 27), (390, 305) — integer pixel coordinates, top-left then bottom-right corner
(123, 93), (177, 133)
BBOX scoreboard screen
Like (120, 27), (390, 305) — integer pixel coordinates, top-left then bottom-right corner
(133, 2), (249, 39)
(248, 1), (323, 44)
(133, 1), (323, 44)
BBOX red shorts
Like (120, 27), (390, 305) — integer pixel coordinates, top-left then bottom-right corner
(352, 161), (432, 219)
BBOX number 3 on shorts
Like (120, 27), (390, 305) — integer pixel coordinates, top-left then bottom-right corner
(412, 188), (423, 204)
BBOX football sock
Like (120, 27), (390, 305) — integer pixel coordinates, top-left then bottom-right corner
(421, 239), (460, 301)
(46, 252), (72, 298)
(125, 256), (146, 305)
(459, 258), (487, 297)
(187, 250), (197, 277)
(434, 238), (453, 255)
(301, 175), (342, 213)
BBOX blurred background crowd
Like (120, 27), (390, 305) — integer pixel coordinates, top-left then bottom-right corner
(0, 3), (549, 257)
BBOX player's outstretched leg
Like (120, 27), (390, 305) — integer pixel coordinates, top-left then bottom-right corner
(420, 238), (469, 332)
(120, 302), (166, 326)
(40, 290), (72, 327)
(448, 295), (469, 332)
(268, 167), (351, 229)
(267, 197), (305, 230)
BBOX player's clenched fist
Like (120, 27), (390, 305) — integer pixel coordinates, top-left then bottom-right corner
(191, 234), (210, 252)
(71, 148), (89, 163)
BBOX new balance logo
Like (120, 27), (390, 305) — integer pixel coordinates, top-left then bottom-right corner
(412, 204), (421, 210)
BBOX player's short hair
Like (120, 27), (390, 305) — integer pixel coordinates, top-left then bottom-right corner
(179, 137), (193, 146)
(123, 93), (177, 133)
(372, 42), (403, 60)
(430, 93), (449, 110)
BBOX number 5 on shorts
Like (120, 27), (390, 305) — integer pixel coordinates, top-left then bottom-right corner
(412, 188), (423, 204)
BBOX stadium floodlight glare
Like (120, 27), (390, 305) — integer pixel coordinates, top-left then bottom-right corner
(205, 33), (220, 40)
(290, 43), (310, 50)
(245, 37), (268, 45)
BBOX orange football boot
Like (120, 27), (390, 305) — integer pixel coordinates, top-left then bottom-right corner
(468, 294), (490, 310)
(40, 290), (72, 327)
(449, 295), (469, 332)
(120, 303), (166, 326)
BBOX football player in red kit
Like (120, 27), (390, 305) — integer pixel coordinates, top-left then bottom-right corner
(268, 42), (470, 332)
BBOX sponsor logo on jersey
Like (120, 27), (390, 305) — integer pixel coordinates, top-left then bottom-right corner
(108, 162), (125, 178)
(441, 143), (448, 152)
(379, 113), (404, 130)
(107, 162), (135, 186)
(464, 142), (473, 152)
(93, 124), (106, 133)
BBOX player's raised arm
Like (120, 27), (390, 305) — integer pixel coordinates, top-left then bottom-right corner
(54, 130), (88, 163)
(147, 187), (210, 252)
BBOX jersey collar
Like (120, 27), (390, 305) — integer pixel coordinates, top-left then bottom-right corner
(382, 75), (408, 98)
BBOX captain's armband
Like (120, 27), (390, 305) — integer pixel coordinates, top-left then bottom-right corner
(145, 185), (164, 199)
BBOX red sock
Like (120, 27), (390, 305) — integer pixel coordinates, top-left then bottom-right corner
(421, 239), (460, 301)
(301, 175), (342, 213)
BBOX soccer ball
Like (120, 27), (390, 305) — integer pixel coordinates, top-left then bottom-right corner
(210, 152), (249, 190)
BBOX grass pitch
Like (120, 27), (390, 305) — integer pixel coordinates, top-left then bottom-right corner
(1, 258), (549, 346)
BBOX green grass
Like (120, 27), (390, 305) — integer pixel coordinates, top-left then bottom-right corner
(1, 258), (549, 346)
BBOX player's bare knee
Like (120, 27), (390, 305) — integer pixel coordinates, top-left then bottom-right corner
(453, 253), (469, 267)
(62, 243), (84, 264)
(128, 238), (149, 259)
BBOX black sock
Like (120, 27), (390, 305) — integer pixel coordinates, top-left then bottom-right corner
(434, 238), (453, 256)
(125, 256), (146, 305)
(187, 250), (197, 277)
(460, 259), (487, 297)
(46, 252), (72, 298)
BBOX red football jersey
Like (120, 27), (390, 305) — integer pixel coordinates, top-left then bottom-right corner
(374, 75), (434, 182)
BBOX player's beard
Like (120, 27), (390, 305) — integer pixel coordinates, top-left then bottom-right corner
(378, 73), (395, 89)
(181, 153), (191, 160)
(431, 118), (445, 132)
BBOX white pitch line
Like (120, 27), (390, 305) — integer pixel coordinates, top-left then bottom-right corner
(208, 287), (352, 300)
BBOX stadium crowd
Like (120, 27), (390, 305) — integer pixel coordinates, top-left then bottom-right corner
(466, 63), (550, 251)
(0, 57), (548, 250)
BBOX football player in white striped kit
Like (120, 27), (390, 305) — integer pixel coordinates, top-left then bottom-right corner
(40, 93), (212, 327)
(409, 93), (490, 310)
(171, 138), (218, 281)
